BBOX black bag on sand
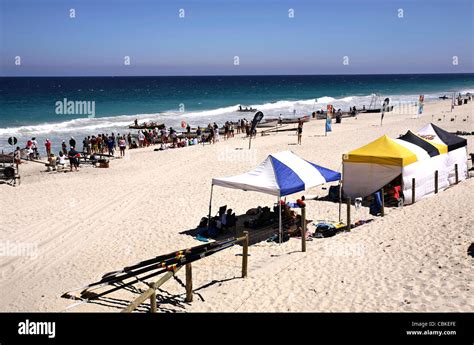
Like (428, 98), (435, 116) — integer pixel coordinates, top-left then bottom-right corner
(314, 224), (337, 238)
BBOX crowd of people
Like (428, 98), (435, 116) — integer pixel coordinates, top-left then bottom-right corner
(12, 114), (307, 172)
(131, 119), (255, 149)
(79, 133), (129, 157)
(14, 132), (132, 172)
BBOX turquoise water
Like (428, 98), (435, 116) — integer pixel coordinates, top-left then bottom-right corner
(1, 74), (473, 153)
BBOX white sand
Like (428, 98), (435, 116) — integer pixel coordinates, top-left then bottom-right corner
(0, 99), (472, 312)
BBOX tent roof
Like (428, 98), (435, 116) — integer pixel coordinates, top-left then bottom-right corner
(212, 151), (340, 197)
(398, 130), (441, 157)
(418, 123), (467, 152)
(344, 135), (418, 167)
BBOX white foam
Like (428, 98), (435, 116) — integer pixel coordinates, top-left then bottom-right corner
(0, 90), (467, 141)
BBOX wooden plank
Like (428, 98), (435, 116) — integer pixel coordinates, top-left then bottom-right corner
(121, 287), (154, 313)
(242, 231), (249, 278)
(149, 282), (157, 313)
(121, 267), (182, 313)
(154, 266), (182, 289)
(185, 264), (193, 303)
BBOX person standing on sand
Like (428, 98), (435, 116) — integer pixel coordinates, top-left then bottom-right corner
(61, 140), (68, 155)
(138, 131), (145, 147)
(82, 137), (88, 154)
(107, 136), (115, 156)
(196, 126), (202, 143)
(67, 146), (79, 172)
(14, 146), (22, 169)
(297, 119), (303, 145)
(31, 137), (39, 159)
(96, 135), (103, 153)
(45, 139), (52, 157)
(213, 122), (219, 142)
(209, 125), (215, 144)
(91, 136), (97, 153)
(119, 136), (126, 157)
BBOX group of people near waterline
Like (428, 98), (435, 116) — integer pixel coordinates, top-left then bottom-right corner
(14, 141), (79, 172)
(132, 118), (259, 149)
(9, 114), (309, 173)
(14, 132), (130, 172)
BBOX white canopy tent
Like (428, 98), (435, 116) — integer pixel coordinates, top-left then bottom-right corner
(209, 151), (341, 242)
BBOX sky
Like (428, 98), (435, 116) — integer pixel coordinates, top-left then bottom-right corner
(0, 0), (473, 76)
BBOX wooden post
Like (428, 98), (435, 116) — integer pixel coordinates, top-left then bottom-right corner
(185, 263), (193, 302)
(346, 197), (351, 231)
(412, 178), (416, 204)
(301, 207), (306, 252)
(455, 164), (459, 184)
(149, 282), (157, 313)
(380, 188), (385, 217)
(435, 170), (438, 193)
(242, 231), (249, 278)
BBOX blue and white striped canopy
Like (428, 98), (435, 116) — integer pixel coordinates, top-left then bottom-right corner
(212, 151), (341, 196)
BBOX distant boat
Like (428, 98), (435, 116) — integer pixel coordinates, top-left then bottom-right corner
(128, 122), (165, 130)
(257, 119), (279, 128)
(282, 115), (310, 124)
(237, 105), (257, 112)
(314, 110), (354, 119)
(0, 152), (14, 164)
(359, 94), (393, 113)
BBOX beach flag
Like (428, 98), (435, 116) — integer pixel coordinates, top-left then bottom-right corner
(326, 105), (333, 133)
(418, 95), (424, 115)
(326, 117), (332, 132)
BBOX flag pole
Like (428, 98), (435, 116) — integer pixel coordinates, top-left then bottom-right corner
(325, 112), (327, 136)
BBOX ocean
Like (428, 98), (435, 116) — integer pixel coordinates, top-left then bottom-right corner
(1, 74), (473, 154)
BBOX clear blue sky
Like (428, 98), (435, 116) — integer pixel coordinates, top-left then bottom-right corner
(0, 0), (472, 76)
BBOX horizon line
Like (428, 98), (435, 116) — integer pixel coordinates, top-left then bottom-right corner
(1, 72), (474, 78)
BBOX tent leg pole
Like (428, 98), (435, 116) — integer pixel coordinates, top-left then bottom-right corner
(207, 184), (214, 229)
(278, 197), (282, 244)
(338, 181), (342, 223)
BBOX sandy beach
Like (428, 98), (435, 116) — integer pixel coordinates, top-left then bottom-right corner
(0, 98), (472, 313)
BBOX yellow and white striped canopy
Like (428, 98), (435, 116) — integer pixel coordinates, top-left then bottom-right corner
(343, 132), (448, 167)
